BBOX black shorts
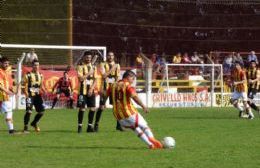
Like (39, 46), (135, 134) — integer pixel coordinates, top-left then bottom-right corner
(77, 94), (96, 108)
(57, 88), (71, 97)
(26, 94), (45, 112)
(248, 87), (258, 99)
(99, 95), (113, 106)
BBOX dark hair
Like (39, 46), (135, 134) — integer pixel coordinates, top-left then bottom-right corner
(32, 59), (39, 65)
(83, 51), (92, 56)
(1, 56), (9, 63)
(250, 60), (256, 63)
(64, 71), (68, 75)
(122, 70), (136, 79)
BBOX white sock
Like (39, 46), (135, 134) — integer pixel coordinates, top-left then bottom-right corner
(143, 127), (154, 139)
(5, 112), (14, 130)
(134, 127), (152, 146)
(236, 105), (243, 112)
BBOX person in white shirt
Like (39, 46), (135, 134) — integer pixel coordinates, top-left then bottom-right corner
(25, 49), (38, 63)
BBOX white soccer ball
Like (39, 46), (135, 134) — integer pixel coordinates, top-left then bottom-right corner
(162, 137), (176, 149)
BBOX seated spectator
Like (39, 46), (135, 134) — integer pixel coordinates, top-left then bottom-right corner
(247, 51), (258, 65)
(172, 52), (182, 64)
(233, 52), (244, 67)
(223, 54), (233, 73)
(136, 54), (144, 68)
(191, 52), (202, 64)
(182, 52), (191, 64)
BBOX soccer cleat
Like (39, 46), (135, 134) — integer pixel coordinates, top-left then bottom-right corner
(87, 125), (94, 133)
(149, 137), (163, 149)
(78, 125), (82, 133)
(9, 130), (22, 135)
(116, 125), (124, 131)
(94, 123), (99, 132)
(23, 125), (30, 134)
(31, 123), (40, 132)
(239, 111), (243, 118)
(248, 115), (254, 120)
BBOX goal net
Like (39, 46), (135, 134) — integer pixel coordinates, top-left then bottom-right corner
(0, 43), (107, 109)
(150, 63), (224, 107)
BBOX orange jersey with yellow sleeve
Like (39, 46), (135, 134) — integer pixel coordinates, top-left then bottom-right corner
(232, 69), (247, 92)
(108, 80), (138, 120)
(0, 68), (13, 101)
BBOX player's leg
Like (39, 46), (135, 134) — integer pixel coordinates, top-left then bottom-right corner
(24, 97), (33, 132)
(135, 113), (163, 148)
(230, 91), (244, 117)
(30, 95), (45, 132)
(94, 94), (107, 132)
(247, 89), (259, 112)
(51, 93), (60, 109)
(242, 93), (254, 119)
(77, 95), (85, 133)
(86, 94), (96, 132)
(1, 100), (15, 134)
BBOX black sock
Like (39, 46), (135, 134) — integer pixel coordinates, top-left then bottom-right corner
(24, 112), (31, 126)
(31, 113), (43, 125)
(78, 110), (84, 125)
(88, 110), (95, 125)
(95, 108), (103, 125)
(116, 121), (121, 128)
(249, 102), (259, 111)
(69, 99), (73, 108)
(52, 98), (58, 108)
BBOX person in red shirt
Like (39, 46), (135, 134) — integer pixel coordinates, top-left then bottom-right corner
(107, 70), (163, 149)
(51, 71), (74, 109)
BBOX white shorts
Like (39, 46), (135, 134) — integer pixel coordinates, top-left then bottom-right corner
(231, 90), (248, 102)
(119, 113), (148, 129)
(0, 98), (13, 114)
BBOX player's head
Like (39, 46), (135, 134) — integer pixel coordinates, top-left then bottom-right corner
(107, 51), (115, 63)
(250, 60), (257, 68)
(64, 71), (69, 79)
(0, 56), (10, 70)
(32, 59), (40, 71)
(83, 51), (92, 64)
(122, 70), (136, 84)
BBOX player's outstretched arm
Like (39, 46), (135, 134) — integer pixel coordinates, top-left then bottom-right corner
(132, 95), (149, 113)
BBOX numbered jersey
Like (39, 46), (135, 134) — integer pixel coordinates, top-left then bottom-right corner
(108, 80), (138, 120)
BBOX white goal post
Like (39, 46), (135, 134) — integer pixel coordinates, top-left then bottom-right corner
(164, 63), (224, 107)
(0, 43), (107, 109)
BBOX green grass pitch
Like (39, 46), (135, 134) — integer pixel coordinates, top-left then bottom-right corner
(0, 107), (259, 168)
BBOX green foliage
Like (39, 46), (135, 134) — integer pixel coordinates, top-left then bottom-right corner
(0, 107), (259, 168)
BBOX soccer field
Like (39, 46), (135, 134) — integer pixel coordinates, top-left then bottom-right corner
(0, 107), (259, 168)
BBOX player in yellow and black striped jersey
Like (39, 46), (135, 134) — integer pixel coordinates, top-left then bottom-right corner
(23, 59), (46, 132)
(77, 51), (97, 133)
(94, 51), (123, 132)
(246, 60), (260, 115)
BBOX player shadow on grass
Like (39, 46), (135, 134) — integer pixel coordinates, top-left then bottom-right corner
(26, 145), (145, 150)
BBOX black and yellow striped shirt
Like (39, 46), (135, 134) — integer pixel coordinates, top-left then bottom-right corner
(77, 63), (97, 95)
(247, 67), (260, 90)
(101, 62), (120, 90)
(23, 71), (43, 97)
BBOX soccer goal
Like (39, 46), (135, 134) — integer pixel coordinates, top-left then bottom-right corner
(150, 63), (224, 107)
(0, 43), (107, 109)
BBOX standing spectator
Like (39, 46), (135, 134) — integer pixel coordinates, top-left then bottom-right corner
(23, 60), (46, 132)
(247, 51), (258, 65)
(235, 52), (244, 67)
(191, 52), (202, 64)
(25, 49), (38, 63)
(172, 52), (182, 64)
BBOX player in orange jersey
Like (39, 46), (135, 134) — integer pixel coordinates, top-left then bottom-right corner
(0, 57), (16, 134)
(230, 62), (254, 119)
(107, 70), (163, 149)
